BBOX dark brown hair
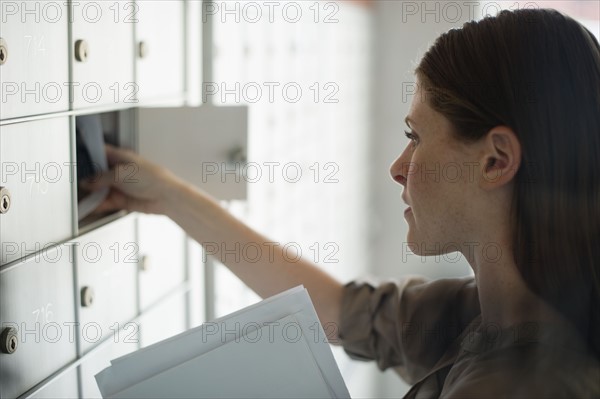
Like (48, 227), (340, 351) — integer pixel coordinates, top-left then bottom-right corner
(416, 9), (600, 357)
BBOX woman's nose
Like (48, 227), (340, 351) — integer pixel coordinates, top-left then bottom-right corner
(390, 146), (411, 186)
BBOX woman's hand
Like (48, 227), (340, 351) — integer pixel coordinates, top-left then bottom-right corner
(84, 144), (183, 215)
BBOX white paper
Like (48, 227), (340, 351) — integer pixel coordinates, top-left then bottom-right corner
(95, 286), (350, 398)
(108, 314), (332, 398)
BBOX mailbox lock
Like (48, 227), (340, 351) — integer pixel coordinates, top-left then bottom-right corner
(81, 286), (95, 307)
(138, 41), (148, 59)
(0, 38), (7, 65)
(0, 187), (10, 214)
(74, 39), (89, 62)
(1, 327), (18, 354)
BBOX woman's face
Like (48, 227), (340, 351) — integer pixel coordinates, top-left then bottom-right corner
(389, 84), (481, 256)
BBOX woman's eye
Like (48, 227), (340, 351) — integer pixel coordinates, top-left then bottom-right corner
(404, 130), (419, 146)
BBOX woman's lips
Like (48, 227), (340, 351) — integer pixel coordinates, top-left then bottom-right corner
(404, 207), (412, 215)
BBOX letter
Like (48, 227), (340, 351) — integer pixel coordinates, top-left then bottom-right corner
(220, 1), (240, 23)
(241, 242), (262, 263)
(282, 82), (301, 103)
(282, 321), (302, 343)
(282, 2), (301, 23)
(82, 322), (102, 343)
(2, 82), (19, 102)
(263, 162), (280, 183)
(202, 82), (219, 103)
(22, 322), (41, 344)
(202, 162), (219, 183)
(203, 242), (219, 262)
(220, 82), (241, 104)
(202, 322), (218, 343)
(21, 1), (40, 23)
(43, 322), (61, 343)
(262, 82), (280, 103)
(422, 162), (440, 183)
(242, 162), (262, 183)
(242, 2), (261, 23)
(401, 82), (417, 104)
(21, 81), (41, 104)
(442, 162), (461, 183)
(421, 1), (440, 23)
(221, 321), (240, 343)
(203, 1), (219, 23)
(282, 162), (302, 183)
(221, 161), (241, 184)
(221, 241), (240, 263)
(263, 1), (279, 23)
(401, 1), (418, 23)
(242, 82), (261, 103)
(441, 2), (461, 23)
(1, 2), (19, 24)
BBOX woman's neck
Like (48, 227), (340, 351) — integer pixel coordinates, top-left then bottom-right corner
(466, 239), (567, 329)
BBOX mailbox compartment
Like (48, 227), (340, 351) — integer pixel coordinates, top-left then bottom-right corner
(0, 1), (69, 119)
(70, 0), (135, 109)
(75, 110), (136, 230)
(0, 117), (73, 266)
(135, 0), (185, 103)
(137, 214), (186, 311)
(0, 245), (77, 399)
(75, 214), (138, 354)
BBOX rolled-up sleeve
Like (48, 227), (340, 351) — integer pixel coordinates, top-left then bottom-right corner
(338, 276), (480, 384)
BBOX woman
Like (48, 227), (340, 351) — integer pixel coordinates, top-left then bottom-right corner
(90, 9), (600, 398)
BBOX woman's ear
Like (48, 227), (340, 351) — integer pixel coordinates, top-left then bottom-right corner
(479, 126), (521, 189)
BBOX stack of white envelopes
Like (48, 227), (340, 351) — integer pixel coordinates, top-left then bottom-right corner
(95, 286), (351, 398)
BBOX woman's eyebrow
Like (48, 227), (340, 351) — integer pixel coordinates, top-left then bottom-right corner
(404, 116), (415, 128)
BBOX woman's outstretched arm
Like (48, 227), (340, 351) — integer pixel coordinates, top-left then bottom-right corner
(88, 145), (344, 336)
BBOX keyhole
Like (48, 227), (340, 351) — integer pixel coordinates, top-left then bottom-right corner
(0, 49), (5, 62)
(1, 196), (8, 211)
(9, 337), (16, 351)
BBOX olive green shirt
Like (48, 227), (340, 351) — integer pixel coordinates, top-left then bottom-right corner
(338, 276), (600, 398)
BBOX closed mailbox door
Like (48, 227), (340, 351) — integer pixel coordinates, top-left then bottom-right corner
(75, 215), (138, 354)
(135, 0), (184, 102)
(0, 1), (69, 120)
(0, 245), (77, 399)
(70, 0), (135, 109)
(138, 214), (186, 311)
(0, 117), (73, 266)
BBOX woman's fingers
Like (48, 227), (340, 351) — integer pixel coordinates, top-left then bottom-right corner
(80, 168), (117, 191)
(94, 188), (158, 214)
(105, 144), (137, 166)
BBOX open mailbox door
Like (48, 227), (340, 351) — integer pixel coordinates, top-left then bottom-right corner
(137, 105), (248, 200)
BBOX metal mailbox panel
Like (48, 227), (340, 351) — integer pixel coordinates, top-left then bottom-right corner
(29, 368), (79, 399)
(0, 1), (69, 120)
(70, 0), (135, 109)
(0, 245), (77, 399)
(187, 238), (206, 328)
(138, 214), (186, 311)
(135, 0), (184, 102)
(75, 215), (138, 353)
(0, 117), (73, 266)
